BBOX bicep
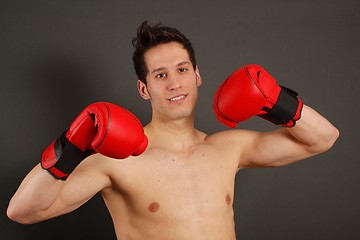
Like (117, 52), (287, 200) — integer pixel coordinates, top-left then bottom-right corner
(240, 129), (316, 168)
(46, 154), (111, 219)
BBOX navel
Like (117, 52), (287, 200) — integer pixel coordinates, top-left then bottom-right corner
(226, 194), (232, 206)
(148, 202), (160, 212)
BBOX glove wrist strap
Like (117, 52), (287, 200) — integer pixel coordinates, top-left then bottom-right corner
(260, 86), (303, 127)
(41, 131), (91, 180)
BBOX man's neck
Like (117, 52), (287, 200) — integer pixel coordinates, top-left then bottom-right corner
(145, 117), (203, 151)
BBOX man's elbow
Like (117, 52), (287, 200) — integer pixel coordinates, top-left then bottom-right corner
(324, 126), (340, 150)
(7, 206), (24, 224)
(7, 207), (28, 224)
(7, 203), (41, 225)
(312, 126), (340, 154)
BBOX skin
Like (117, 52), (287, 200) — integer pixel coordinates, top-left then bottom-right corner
(7, 42), (339, 239)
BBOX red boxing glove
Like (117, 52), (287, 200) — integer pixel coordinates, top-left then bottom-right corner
(41, 102), (148, 180)
(213, 64), (303, 128)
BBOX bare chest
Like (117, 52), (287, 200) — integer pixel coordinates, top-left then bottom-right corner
(105, 145), (238, 221)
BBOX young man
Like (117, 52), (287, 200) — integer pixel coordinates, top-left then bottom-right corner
(7, 21), (339, 239)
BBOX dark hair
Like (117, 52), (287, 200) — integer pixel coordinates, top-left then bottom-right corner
(132, 21), (197, 84)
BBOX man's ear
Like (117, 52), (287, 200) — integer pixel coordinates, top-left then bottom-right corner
(137, 80), (150, 100)
(195, 66), (202, 87)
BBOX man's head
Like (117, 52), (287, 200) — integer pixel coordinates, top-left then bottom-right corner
(132, 21), (197, 84)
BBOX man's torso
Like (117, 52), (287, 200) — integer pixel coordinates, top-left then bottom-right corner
(100, 130), (240, 239)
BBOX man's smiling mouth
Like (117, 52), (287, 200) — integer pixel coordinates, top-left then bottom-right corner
(169, 95), (186, 102)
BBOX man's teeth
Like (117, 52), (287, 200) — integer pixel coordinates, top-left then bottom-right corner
(170, 95), (185, 101)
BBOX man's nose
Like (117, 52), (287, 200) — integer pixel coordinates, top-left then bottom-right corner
(167, 74), (182, 91)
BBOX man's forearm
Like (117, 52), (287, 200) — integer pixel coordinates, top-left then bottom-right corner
(7, 164), (63, 224)
(287, 105), (339, 153)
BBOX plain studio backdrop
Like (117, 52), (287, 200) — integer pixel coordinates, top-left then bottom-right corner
(1, 0), (359, 239)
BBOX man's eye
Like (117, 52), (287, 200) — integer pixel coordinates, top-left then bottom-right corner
(157, 73), (167, 78)
(179, 68), (188, 73)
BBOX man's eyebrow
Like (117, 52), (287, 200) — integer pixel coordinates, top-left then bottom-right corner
(151, 67), (166, 75)
(150, 61), (191, 74)
(177, 61), (191, 67)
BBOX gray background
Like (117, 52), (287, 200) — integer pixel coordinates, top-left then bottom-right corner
(1, 0), (359, 239)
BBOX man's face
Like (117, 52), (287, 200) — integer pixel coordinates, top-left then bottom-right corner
(137, 41), (202, 122)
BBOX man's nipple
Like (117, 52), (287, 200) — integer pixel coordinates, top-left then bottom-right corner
(148, 202), (160, 212)
(226, 194), (232, 206)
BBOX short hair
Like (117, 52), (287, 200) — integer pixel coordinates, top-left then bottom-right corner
(132, 21), (197, 84)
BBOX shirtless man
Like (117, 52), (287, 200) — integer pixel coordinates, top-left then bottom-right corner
(7, 21), (339, 239)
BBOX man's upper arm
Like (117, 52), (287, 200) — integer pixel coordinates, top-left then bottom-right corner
(239, 128), (316, 168)
(46, 154), (111, 219)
